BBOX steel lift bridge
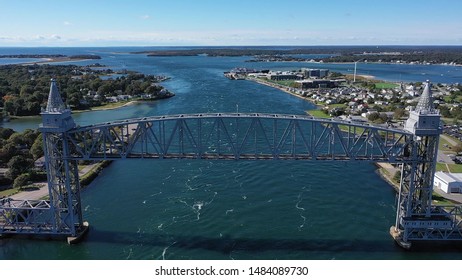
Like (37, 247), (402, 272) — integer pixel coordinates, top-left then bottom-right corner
(1, 79), (461, 247)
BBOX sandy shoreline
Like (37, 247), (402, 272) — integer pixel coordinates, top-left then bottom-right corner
(73, 100), (139, 113)
(19, 57), (94, 66)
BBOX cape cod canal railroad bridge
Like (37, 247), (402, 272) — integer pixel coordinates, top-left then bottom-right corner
(1, 79), (461, 248)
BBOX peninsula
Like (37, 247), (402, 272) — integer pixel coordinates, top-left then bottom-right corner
(0, 64), (173, 118)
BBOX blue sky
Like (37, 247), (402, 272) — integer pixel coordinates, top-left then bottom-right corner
(0, 0), (461, 46)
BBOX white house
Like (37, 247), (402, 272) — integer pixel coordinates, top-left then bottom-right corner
(434, 171), (462, 193)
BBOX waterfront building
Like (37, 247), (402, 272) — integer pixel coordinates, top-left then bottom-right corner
(267, 71), (302, 81)
(295, 79), (342, 89)
(434, 171), (462, 193)
(301, 68), (329, 79)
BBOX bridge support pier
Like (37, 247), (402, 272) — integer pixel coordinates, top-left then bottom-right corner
(67, 221), (90, 244)
(389, 226), (412, 249)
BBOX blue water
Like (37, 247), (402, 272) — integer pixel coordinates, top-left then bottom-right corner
(1, 47), (462, 259)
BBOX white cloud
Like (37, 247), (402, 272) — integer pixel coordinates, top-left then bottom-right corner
(1, 27), (460, 46)
(63, 21), (72, 26)
(140, 15), (150, 20)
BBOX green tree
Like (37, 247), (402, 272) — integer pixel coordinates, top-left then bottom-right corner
(393, 108), (406, 120)
(30, 134), (44, 160)
(367, 112), (380, 122)
(393, 170), (402, 183)
(0, 127), (14, 139)
(0, 142), (17, 165)
(454, 144), (462, 155)
(6, 155), (33, 180)
(13, 173), (31, 189)
(439, 106), (451, 118)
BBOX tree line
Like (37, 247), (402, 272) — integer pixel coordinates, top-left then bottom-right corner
(0, 127), (44, 189)
(319, 52), (462, 64)
(135, 46), (462, 65)
(0, 64), (171, 116)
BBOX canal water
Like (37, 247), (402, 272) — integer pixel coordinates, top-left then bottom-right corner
(1, 47), (462, 259)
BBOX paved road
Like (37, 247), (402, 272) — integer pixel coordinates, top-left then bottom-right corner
(437, 151), (454, 164)
(8, 183), (48, 201)
(434, 186), (462, 203)
(437, 134), (456, 164)
(6, 163), (98, 201)
(441, 134), (459, 146)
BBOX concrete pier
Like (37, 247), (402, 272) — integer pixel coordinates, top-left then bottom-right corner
(67, 221), (90, 244)
(390, 226), (411, 249)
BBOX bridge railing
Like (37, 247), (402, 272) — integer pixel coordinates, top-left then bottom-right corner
(65, 113), (415, 162)
(0, 198), (55, 234)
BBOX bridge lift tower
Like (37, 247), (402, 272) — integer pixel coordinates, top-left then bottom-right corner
(0, 79), (87, 243)
(391, 80), (453, 248)
(1, 79), (462, 247)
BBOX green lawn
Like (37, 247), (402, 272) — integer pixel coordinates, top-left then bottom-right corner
(436, 162), (462, 173)
(307, 109), (330, 118)
(375, 82), (398, 89)
(327, 103), (347, 109)
(439, 135), (462, 153)
(443, 95), (462, 103)
(439, 137), (455, 152)
(0, 187), (20, 197)
(447, 164), (462, 173)
(436, 162), (449, 172)
(432, 192), (455, 205)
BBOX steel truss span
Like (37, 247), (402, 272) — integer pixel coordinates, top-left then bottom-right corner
(66, 113), (415, 162)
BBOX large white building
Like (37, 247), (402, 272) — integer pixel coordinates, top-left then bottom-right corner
(434, 171), (462, 193)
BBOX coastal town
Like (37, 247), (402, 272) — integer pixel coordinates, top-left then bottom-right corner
(225, 66), (462, 200)
(225, 66), (460, 125)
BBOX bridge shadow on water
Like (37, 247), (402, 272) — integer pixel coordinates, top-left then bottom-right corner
(85, 228), (462, 258)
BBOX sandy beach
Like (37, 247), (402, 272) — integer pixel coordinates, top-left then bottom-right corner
(20, 57), (94, 66)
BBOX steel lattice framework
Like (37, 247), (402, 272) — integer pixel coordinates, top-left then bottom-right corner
(1, 80), (461, 248)
(66, 113), (415, 162)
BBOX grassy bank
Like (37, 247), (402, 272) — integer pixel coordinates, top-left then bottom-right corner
(80, 161), (112, 187)
(307, 109), (330, 118)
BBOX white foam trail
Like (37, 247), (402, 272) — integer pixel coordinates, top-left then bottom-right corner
(125, 248), (133, 260)
(162, 242), (177, 260)
(295, 192), (307, 230)
(150, 191), (162, 197)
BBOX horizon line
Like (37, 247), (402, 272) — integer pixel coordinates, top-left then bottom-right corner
(1, 44), (462, 48)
